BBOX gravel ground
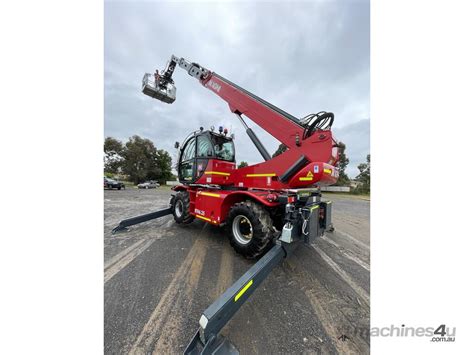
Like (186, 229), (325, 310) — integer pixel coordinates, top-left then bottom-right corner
(104, 187), (370, 354)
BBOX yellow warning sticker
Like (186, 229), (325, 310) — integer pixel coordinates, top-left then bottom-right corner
(306, 171), (313, 178)
(234, 279), (253, 302)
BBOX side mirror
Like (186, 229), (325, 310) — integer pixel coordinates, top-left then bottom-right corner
(174, 141), (180, 149)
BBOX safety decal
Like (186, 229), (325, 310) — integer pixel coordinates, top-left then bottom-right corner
(246, 173), (276, 177)
(205, 171), (231, 176)
(195, 214), (211, 222)
(314, 165), (319, 173)
(299, 170), (314, 181)
(234, 279), (253, 302)
(199, 192), (221, 198)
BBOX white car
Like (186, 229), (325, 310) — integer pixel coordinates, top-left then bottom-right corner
(137, 181), (159, 189)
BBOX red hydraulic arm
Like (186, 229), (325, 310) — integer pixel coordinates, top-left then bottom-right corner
(204, 74), (305, 148)
(151, 55), (340, 188)
(165, 56), (304, 148)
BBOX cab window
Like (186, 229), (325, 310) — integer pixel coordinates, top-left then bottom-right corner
(179, 161), (194, 181)
(180, 137), (196, 181)
(197, 136), (213, 157)
(213, 136), (235, 162)
(182, 137), (196, 161)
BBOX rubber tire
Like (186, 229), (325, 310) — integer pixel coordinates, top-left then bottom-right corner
(173, 191), (195, 224)
(117, 186), (121, 190)
(227, 201), (274, 259)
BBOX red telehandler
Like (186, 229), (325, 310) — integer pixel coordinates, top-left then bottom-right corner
(113, 55), (340, 354)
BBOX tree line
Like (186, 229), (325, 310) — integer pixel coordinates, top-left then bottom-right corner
(104, 135), (173, 184)
(354, 154), (370, 193)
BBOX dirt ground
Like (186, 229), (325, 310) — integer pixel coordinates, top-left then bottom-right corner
(104, 187), (370, 354)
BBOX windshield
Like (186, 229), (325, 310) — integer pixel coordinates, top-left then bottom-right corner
(212, 135), (235, 162)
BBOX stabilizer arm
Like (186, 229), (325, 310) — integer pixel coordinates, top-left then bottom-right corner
(111, 207), (172, 234)
(111, 197), (175, 233)
(184, 243), (288, 355)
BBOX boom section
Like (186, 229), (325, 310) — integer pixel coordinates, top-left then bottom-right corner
(172, 56), (305, 148)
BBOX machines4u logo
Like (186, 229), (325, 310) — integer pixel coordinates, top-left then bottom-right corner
(339, 324), (456, 343)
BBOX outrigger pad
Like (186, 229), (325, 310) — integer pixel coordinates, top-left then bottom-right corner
(184, 330), (239, 355)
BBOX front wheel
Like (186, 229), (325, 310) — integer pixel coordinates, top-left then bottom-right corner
(227, 201), (274, 259)
(172, 191), (194, 224)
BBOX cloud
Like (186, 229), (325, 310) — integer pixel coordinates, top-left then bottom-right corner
(105, 0), (369, 178)
(333, 119), (370, 178)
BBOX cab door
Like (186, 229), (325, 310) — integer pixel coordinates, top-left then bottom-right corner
(178, 137), (197, 183)
(195, 135), (213, 182)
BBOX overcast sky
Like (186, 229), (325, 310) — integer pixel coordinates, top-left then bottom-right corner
(105, 0), (369, 178)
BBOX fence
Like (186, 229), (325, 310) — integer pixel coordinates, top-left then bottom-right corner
(320, 186), (350, 192)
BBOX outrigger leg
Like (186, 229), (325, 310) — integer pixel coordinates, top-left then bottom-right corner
(112, 196), (175, 234)
(184, 241), (298, 355)
(112, 206), (173, 234)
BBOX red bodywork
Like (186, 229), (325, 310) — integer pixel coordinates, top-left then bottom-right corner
(172, 68), (340, 226)
(173, 186), (281, 227)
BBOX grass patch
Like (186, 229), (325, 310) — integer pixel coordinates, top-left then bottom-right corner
(322, 191), (370, 201)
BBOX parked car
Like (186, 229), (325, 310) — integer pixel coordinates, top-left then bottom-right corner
(104, 177), (125, 190)
(137, 180), (159, 189)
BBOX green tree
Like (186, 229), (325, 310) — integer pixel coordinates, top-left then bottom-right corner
(121, 135), (173, 184)
(355, 154), (370, 193)
(104, 137), (124, 173)
(154, 149), (173, 183)
(238, 161), (249, 168)
(334, 142), (350, 186)
(272, 143), (287, 157)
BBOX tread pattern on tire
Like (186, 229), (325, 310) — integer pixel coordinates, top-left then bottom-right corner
(227, 200), (274, 259)
(173, 191), (194, 224)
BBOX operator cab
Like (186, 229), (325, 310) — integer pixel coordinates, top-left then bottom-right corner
(178, 128), (235, 184)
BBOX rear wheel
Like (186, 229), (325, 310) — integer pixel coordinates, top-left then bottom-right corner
(173, 191), (194, 224)
(227, 201), (274, 259)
